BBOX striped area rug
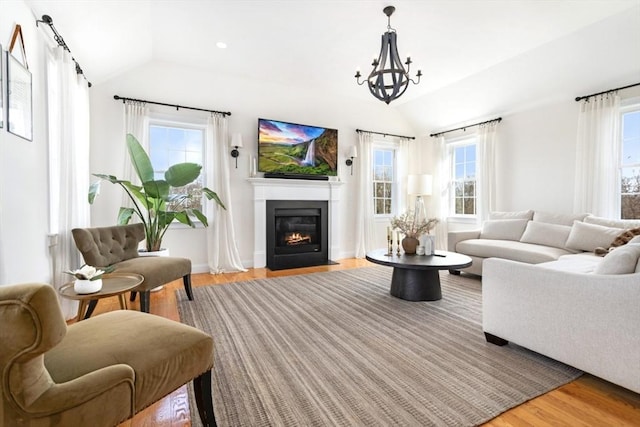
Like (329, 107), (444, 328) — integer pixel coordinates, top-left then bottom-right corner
(177, 267), (581, 426)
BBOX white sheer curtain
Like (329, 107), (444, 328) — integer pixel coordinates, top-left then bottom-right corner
(46, 46), (91, 319)
(397, 137), (411, 211)
(122, 101), (149, 206)
(574, 94), (621, 217)
(432, 136), (450, 250)
(476, 121), (498, 223)
(354, 132), (375, 258)
(205, 114), (247, 273)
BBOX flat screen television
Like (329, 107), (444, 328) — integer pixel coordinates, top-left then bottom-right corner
(258, 118), (338, 177)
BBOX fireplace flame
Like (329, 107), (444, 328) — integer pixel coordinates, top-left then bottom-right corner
(285, 232), (312, 245)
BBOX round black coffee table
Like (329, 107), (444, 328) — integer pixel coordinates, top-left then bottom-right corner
(366, 248), (472, 301)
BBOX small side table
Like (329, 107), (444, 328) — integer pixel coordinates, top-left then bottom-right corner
(59, 273), (144, 321)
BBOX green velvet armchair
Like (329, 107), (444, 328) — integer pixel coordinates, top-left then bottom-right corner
(71, 223), (193, 314)
(0, 282), (216, 426)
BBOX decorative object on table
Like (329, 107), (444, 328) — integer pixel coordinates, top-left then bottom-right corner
(354, 6), (421, 104)
(416, 245), (425, 256)
(230, 133), (243, 168)
(386, 226), (393, 255)
(65, 265), (113, 294)
(424, 234), (436, 255)
(88, 134), (225, 252)
(390, 211), (439, 255)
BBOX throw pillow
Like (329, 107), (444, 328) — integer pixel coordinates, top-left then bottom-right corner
(533, 211), (589, 226)
(565, 221), (623, 252)
(480, 219), (529, 241)
(519, 221), (572, 249)
(594, 227), (640, 256)
(584, 215), (640, 229)
(489, 210), (534, 220)
(594, 243), (640, 275)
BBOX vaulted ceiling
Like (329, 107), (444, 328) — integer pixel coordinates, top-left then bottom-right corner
(23, 0), (640, 115)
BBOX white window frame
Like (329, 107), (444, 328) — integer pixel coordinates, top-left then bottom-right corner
(147, 114), (208, 226)
(619, 99), (640, 219)
(447, 135), (478, 223)
(371, 140), (399, 218)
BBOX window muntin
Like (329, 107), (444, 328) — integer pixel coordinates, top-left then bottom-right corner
(148, 123), (205, 213)
(372, 147), (395, 215)
(452, 141), (477, 216)
(620, 108), (640, 219)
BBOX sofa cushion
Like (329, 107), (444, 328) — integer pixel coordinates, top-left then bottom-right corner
(584, 216), (640, 229)
(489, 210), (534, 220)
(537, 253), (602, 273)
(594, 243), (640, 275)
(565, 221), (623, 252)
(533, 211), (589, 226)
(480, 219), (529, 241)
(519, 221), (572, 250)
(456, 239), (572, 264)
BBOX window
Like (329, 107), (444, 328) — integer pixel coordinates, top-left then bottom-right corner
(451, 138), (477, 216)
(148, 122), (205, 212)
(620, 106), (640, 219)
(372, 147), (395, 215)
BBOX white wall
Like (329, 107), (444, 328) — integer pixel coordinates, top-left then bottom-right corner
(89, 60), (415, 271)
(0, 1), (51, 285)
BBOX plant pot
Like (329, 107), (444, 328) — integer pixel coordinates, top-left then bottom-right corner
(401, 236), (420, 254)
(74, 278), (102, 294)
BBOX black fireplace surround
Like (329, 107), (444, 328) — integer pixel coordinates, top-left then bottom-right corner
(266, 200), (328, 270)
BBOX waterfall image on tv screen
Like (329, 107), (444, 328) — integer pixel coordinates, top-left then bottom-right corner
(258, 118), (338, 176)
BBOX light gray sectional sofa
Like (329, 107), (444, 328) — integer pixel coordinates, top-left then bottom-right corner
(449, 210), (640, 393)
(447, 210), (640, 276)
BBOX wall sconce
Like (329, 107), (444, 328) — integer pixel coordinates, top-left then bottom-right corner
(230, 133), (243, 169)
(345, 146), (358, 175)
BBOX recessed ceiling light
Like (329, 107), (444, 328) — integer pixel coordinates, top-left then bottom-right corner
(216, 42), (227, 49)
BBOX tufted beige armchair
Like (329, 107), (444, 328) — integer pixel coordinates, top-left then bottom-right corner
(71, 223), (193, 314)
(0, 282), (216, 426)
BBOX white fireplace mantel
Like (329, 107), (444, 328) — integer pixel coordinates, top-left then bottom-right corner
(249, 178), (344, 268)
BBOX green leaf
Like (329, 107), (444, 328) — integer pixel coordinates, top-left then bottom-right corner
(157, 211), (177, 229)
(174, 211), (194, 227)
(126, 134), (154, 183)
(88, 181), (101, 204)
(117, 208), (135, 224)
(165, 163), (202, 187)
(203, 188), (226, 210)
(192, 209), (209, 226)
(143, 180), (170, 200)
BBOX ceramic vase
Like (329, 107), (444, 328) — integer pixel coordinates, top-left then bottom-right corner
(74, 278), (102, 294)
(401, 236), (420, 254)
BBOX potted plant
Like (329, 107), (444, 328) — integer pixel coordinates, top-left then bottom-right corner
(88, 134), (226, 252)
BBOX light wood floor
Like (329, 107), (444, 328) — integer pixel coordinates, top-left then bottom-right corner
(82, 259), (640, 426)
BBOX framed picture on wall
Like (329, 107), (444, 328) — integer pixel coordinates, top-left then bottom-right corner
(7, 52), (32, 141)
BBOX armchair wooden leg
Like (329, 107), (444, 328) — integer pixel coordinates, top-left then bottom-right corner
(184, 274), (194, 300)
(139, 291), (151, 313)
(194, 370), (216, 427)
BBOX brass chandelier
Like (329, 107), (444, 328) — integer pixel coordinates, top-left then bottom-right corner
(355, 6), (422, 104)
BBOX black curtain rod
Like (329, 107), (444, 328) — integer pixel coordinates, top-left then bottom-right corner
(430, 117), (502, 138)
(356, 129), (415, 140)
(36, 15), (91, 87)
(575, 82), (640, 102)
(113, 95), (231, 116)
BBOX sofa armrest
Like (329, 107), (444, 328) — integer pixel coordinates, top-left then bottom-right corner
(447, 229), (481, 252)
(482, 258), (640, 393)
